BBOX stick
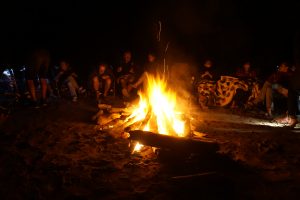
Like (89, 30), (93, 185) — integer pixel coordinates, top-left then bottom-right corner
(157, 21), (162, 42)
(172, 171), (216, 179)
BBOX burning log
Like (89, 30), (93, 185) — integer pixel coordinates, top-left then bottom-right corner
(128, 130), (218, 153)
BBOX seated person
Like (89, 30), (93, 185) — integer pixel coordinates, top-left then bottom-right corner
(92, 63), (113, 102)
(235, 61), (257, 80)
(231, 61), (259, 109)
(54, 60), (84, 102)
(275, 66), (299, 127)
(196, 59), (219, 109)
(253, 62), (292, 117)
(115, 51), (137, 98)
(132, 52), (160, 89)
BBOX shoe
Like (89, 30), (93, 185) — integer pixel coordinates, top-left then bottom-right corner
(78, 87), (86, 94)
(41, 99), (48, 106)
(72, 96), (78, 102)
(32, 101), (40, 109)
(274, 115), (298, 128)
(265, 112), (273, 119)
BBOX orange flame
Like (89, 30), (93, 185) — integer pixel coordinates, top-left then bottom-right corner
(125, 74), (188, 152)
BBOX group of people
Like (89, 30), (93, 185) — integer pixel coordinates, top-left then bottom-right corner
(24, 48), (299, 127)
(193, 59), (299, 127)
(91, 50), (160, 103)
(24, 49), (160, 106)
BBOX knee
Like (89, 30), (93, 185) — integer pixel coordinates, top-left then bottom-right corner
(119, 78), (126, 85)
(67, 76), (75, 83)
(92, 77), (100, 89)
(106, 78), (112, 85)
(92, 76), (97, 81)
(92, 76), (99, 84)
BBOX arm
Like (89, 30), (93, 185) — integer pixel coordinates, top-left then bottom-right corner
(70, 72), (78, 78)
(54, 71), (64, 82)
(101, 75), (111, 80)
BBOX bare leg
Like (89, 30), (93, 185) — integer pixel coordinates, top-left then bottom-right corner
(27, 80), (37, 101)
(92, 76), (100, 100)
(67, 81), (77, 98)
(120, 78), (127, 89)
(69, 76), (79, 91)
(265, 86), (273, 115)
(104, 78), (112, 96)
(120, 78), (129, 97)
(40, 78), (48, 100)
(47, 79), (54, 96)
(67, 76), (79, 97)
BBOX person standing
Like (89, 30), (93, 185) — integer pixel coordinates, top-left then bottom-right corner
(26, 49), (50, 108)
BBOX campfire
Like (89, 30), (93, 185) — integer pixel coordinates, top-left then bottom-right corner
(93, 73), (216, 155)
(123, 74), (191, 152)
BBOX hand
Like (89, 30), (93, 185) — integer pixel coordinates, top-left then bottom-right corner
(129, 68), (134, 73)
(131, 83), (137, 89)
(101, 75), (109, 80)
(117, 67), (122, 72)
(71, 73), (78, 78)
(201, 72), (212, 79)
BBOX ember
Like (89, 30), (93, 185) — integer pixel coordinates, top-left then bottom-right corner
(124, 74), (190, 152)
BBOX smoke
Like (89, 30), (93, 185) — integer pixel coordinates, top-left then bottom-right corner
(166, 54), (199, 110)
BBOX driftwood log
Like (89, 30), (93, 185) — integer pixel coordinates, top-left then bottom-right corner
(128, 130), (219, 153)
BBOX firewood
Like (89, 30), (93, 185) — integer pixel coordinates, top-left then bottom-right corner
(97, 113), (121, 126)
(128, 130), (218, 153)
(92, 110), (104, 121)
(98, 104), (112, 110)
(109, 107), (127, 114)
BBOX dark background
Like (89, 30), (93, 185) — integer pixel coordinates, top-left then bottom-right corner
(1, 0), (299, 77)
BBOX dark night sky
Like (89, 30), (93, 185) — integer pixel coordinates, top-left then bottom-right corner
(1, 0), (300, 76)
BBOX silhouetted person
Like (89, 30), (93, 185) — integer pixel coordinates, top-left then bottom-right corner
(197, 59), (219, 109)
(26, 49), (50, 107)
(235, 61), (257, 80)
(230, 61), (258, 109)
(198, 59), (219, 81)
(253, 62), (291, 118)
(92, 63), (113, 102)
(132, 52), (160, 88)
(55, 60), (85, 102)
(275, 67), (299, 127)
(115, 51), (136, 98)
